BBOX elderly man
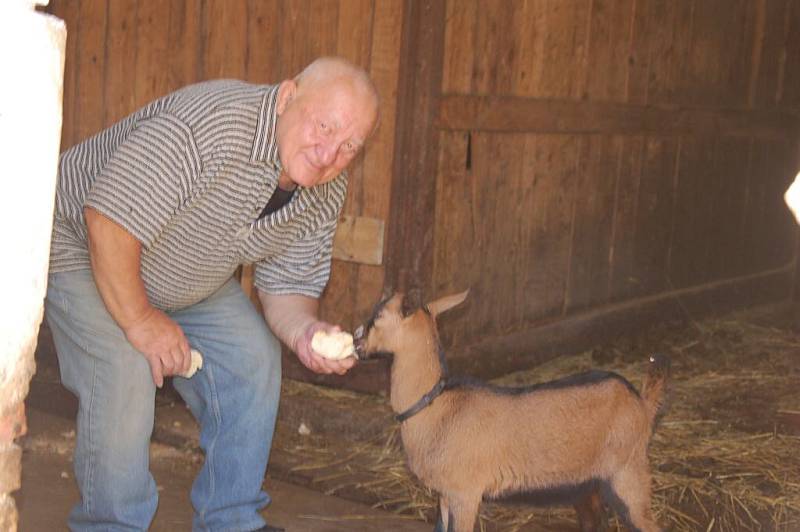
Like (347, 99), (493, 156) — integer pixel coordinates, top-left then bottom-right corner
(45, 57), (379, 531)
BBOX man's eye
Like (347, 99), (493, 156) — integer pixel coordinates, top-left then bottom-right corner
(345, 142), (356, 152)
(319, 121), (329, 131)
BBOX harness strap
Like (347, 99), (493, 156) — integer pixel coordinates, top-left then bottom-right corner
(395, 378), (448, 423)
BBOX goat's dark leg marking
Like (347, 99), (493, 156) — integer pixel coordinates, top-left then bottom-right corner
(433, 499), (446, 532)
(604, 466), (659, 532)
(575, 488), (608, 532)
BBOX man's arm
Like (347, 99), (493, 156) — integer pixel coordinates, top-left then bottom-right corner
(85, 207), (191, 386)
(258, 291), (355, 375)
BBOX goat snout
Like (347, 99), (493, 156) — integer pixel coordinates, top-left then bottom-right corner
(353, 324), (366, 358)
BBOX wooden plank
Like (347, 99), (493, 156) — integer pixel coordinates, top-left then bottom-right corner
(432, 130), (473, 345)
(385, 0), (446, 294)
(442, 0), (476, 94)
(135, 1), (170, 107)
(625, 0), (650, 105)
(520, 134), (581, 324)
(104, 0), (137, 125)
(331, 215), (384, 266)
(437, 94), (800, 139)
(686, 0), (751, 107)
(709, 137), (752, 279)
(584, 0), (636, 102)
(511, 0), (592, 99)
(246, 0), (281, 83)
(461, 132), (528, 340)
(644, 0), (694, 106)
(280, 0), (311, 77)
(632, 136), (678, 296)
(750, 0), (789, 108)
(668, 137), (716, 289)
(566, 135), (620, 312)
(75, 0), (107, 143)
(486, 133), (525, 335)
(203, 0), (248, 79)
(472, 0), (518, 95)
(608, 136), (645, 301)
(307, 0), (339, 58)
(168, 0), (202, 90)
(780, 0), (800, 106)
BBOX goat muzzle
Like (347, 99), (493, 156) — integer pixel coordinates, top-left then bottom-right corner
(352, 324), (366, 359)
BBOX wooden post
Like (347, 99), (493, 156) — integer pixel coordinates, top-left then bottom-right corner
(385, 0), (446, 296)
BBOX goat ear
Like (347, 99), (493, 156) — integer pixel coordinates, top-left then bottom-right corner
(426, 289), (469, 318)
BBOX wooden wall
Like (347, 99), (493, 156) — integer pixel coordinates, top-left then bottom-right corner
(426, 0), (800, 375)
(48, 0), (800, 388)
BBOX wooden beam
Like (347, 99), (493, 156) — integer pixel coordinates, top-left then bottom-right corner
(437, 94), (800, 139)
(384, 0), (446, 294)
(332, 215), (384, 266)
(446, 266), (795, 380)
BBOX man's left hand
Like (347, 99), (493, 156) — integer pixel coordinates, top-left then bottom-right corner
(296, 322), (357, 375)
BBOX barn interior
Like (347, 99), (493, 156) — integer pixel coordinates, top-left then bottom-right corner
(5, 0), (800, 531)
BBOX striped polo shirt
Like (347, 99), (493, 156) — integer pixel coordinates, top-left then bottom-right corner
(49, 80), (347, 311)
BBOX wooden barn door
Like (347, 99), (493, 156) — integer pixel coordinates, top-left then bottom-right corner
(390, 0), (800, 379)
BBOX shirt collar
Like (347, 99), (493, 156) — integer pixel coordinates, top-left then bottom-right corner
(250, 84), (280, 165)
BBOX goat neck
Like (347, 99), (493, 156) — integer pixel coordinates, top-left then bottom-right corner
(389, 311), (447, 420)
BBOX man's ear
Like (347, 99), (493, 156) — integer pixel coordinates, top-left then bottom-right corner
(276, 80), (297, 115)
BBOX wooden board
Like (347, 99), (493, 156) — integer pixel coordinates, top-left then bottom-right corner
(437, 95), (799, 139)
(566, 135), (620, 312)
(332, 215), (384, 266)
(75, 0), (107, 142)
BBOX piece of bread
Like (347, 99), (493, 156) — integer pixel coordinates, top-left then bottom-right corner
(311, 330), (355, 360)
(180, 349), (204, 378)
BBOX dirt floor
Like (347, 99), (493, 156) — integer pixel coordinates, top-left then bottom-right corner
(16, 301), (800, 531)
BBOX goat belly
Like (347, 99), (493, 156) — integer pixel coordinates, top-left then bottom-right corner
(486, 478), (605, 507)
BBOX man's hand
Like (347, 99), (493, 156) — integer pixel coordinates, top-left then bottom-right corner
(124, 308), (191, 388)
(295, 321), (356, 375)
(259, 291), (356, 376)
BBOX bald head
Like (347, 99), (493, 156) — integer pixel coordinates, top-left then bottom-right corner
(295, 57), (379, 114)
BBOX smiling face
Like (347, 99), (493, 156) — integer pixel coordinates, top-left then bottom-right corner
(275, 76), (378, 189)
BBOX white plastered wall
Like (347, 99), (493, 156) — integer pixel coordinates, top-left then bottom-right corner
(0, 1), (65, 529)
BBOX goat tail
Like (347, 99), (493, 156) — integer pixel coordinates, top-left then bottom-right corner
(641, 353), (670, 426)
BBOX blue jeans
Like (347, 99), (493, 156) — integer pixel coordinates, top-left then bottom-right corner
(45, 271), (282, 531)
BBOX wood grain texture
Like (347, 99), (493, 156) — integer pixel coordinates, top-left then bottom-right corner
(75, 0), (107, 143)
(437, 94), (799, 139)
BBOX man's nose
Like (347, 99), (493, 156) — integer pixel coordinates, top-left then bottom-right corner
(317, 141), (338, 166)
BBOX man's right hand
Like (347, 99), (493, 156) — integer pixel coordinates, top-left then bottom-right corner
(124, 307), (191, 388)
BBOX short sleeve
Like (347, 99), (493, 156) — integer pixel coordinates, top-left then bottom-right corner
(85, 114), (201, 247)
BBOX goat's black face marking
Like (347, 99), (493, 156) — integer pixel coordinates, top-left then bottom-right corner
(402, 289), (422, 317)
(354, 293), (394, 358)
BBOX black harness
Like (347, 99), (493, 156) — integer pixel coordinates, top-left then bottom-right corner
(395, 377), (448, 422)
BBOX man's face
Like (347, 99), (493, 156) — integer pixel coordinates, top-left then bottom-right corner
(275, 79), (377, 188)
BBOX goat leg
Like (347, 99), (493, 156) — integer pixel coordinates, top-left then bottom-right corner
(574, 489), (608, 532)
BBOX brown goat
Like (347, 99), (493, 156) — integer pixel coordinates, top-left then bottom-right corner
(354, 290), (670, 532)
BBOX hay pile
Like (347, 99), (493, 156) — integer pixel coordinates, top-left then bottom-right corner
(277, 304), (800, 531)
